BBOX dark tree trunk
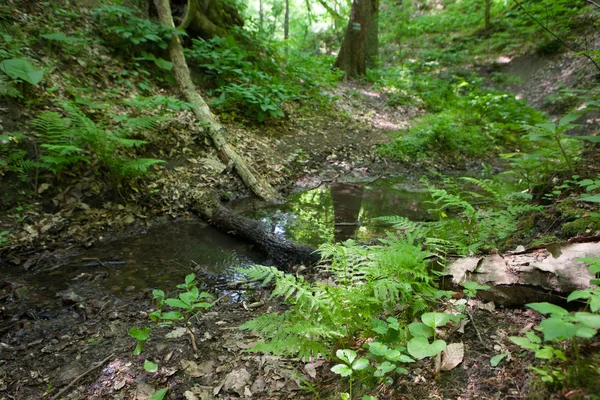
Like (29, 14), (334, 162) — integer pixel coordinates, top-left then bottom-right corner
(334, 0), (378, 78)
(484, 0), (491, 30)
(176, 0), (244, 39)
(284, 0), (290, 40)
(192, 193), (320, 270)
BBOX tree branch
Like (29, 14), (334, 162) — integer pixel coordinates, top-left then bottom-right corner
(512, 0), (600, 72)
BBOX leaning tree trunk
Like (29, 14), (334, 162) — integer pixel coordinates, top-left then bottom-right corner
(177, 0), (244, 39)
(334, 0), (378, 78)
(154, 0), (280, 203)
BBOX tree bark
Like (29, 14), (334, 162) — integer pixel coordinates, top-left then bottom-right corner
(177, 0), (243, 39)
(284, 0), (290, 40)
(334, 0), (378, 78)
(484, 0), (491, 30)
(154, 0), (281, 203)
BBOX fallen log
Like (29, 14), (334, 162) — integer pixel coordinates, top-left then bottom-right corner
(445, 242), (600, 306)
(154, 0), (280, 203)
(191, 192), (320, 270)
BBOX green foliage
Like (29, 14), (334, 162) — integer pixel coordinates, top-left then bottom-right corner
(93, 5), (184, 53)
(509, 259), (600, 387)
(501, 113), (586, 186)
(239, 235), (445, 359)
(0, 133), (38, 181)
(30, 100), (164, 180)
(379, 73), (544, 163)
(185, 29), (340, 122)
(130, 274), (213, 359)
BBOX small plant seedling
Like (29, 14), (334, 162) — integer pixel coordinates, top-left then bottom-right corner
(331, 349), (369, 400)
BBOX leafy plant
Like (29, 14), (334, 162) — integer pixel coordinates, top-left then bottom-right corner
(93, 5), (184, 54)
(509, 259), (600, 385)
(331, 349), (369, 400)
(129, 273), (213, 379)
(239, 235), (445, 359)
(0, 57), (44, 85)
(30, 100), (164, 180)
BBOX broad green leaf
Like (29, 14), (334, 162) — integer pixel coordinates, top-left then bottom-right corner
(534, 122), (556, 134)
(165, 298), (188, 309)
(134, 341), (144, 356)
(41, 32), (77, 43)
(558, 113), (581, 127)
(526, 302), (568, 316)
(535, 346), (555, 359)
(331, 364), (353, 377)
(336, 349), (357, 365)
(153, 57), (173, 71)
(159, 311), (183, 320)
(509, 336), (538, 350)
(180, 291), (197, 305)
(578, 258), (600, 273)
(185, 273), (196, 286)
(368, 342), (389, 357)
(374, 361), (395, 377)
(0, 58), (44, 85)
(575, 312), (600, 329)
(575, 325), (597, 339)
(408, 322), (434, 339)
(371, 318), (388, 335)
(144, 360), (158, 372)
(421, 312), (451, 328)
(579, 195), (600, 203)
(407, 337), (446, 360)
(572, 135), (600, 143)
(490, 353), (509, 367)
(568, 290), (591, 302)
(395, 367), (409, 374)
(352, 358), (369, 371)
(149, 388), (168, 400)
(362, 396), (378, 400)
(129, 327), (151, 341)
(525, 331), (542, 344)
(538, 317), (577, 341)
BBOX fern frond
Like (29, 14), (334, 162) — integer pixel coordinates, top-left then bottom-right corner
(31, 112), (70, 144)
(459, 177), (502, 200)
(122, 116), (163, 132)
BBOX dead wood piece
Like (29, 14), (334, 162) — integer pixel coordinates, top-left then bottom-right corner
(154, 0), (280, 203)
(191, 192), (320, 270)
(445, 242), (600, 306)
(50, 353), (114, 400)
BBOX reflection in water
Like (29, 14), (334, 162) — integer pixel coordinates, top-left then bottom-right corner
(247, 177), (431, 247)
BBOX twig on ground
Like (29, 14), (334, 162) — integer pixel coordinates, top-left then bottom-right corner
(51, 353), (114, 400)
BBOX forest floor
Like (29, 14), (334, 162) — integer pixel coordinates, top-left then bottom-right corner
(1, 17), (600, 399)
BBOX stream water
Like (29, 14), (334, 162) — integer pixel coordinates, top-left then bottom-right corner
(1, 176), (431, 312)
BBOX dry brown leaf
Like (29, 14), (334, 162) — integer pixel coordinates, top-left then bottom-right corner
(441, 342), (464, 371)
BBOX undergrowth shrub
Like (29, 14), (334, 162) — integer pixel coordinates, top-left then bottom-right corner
(185, 28), (341, 122)
(378, 73), (545, 162)
(93, 5), (183, 54)
(30, 100), (164, 180)
(239, 235), (446, 359)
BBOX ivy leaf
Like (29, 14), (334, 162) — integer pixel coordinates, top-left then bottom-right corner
(0, 58), (44, 85)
